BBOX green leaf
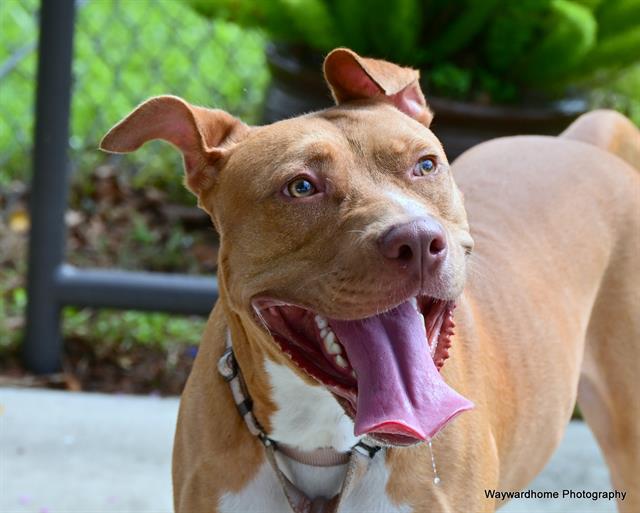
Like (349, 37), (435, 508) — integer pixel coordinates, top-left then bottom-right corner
(484, 0), (552, 73)
(516, 0), (597, 85)
(583, 28), (640, 73)
(425, 0), (501, 61)
(332, 0), (371, 52)
(279, 0), (339, 50)
(596, 0), (640, 38)
(367, 0), (422, 63)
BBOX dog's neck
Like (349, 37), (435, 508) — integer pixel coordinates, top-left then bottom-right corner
(262, 358), (361, 452)
(224, 305), (360, 452)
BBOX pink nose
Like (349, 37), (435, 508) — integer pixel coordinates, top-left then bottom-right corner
(378, 218), (447, 276)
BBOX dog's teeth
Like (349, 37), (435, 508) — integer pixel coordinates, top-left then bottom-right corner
(335, 355), (348, 368)
(417, 313), (427, 335)
(325, 340), (342, 355)
(323, 333), (343, 355)
(314, 315), (328, 329)
(320, 328), (328, 338)
(328, 343), (342, 355)
(351, 370), (357, 379)
(409, 297), (419, 311)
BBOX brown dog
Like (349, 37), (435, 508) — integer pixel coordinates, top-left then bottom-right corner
(100, 48), (640, 513)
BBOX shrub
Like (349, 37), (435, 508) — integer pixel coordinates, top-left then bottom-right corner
(188, 0), (640, 105)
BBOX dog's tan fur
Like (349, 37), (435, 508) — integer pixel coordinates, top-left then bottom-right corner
(101, 49), (640, 512)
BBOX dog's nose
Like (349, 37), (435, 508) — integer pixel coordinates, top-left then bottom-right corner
(378, 218), (447, 274)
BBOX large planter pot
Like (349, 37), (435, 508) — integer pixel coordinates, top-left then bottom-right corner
(262, 44), (331, 123)
(262, 44), (587, 160)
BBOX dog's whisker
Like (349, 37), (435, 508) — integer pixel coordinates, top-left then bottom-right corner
(253, 308), (270, 332)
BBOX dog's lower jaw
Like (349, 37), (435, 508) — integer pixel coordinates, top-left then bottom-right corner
(254, 297), (471, 445)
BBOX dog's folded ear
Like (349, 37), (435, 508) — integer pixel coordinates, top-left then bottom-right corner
(323, 48), (433, 127)
(100, 95), (249, 194)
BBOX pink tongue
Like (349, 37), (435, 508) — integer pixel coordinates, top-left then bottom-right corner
(329, 301), (473, 441)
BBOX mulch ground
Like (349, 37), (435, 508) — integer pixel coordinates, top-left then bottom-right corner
(0, 165), (218, 397)
(0, 338), (198, 396)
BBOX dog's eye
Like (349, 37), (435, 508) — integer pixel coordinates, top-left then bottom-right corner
(414, 156), (438, 176)
(286, 177), (317, 198)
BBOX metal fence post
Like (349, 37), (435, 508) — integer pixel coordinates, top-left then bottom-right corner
(23, 0), (76, 373)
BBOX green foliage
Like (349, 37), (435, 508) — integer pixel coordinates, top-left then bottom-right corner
(0, 219), (28, 351)
(62, 307), (205, 349)
(280, 0), (338, 50)
(517, 0), (597, 86)
(0, 1), (245, 355)
(0, 286), (26, 350)
(0, 0), (39, 186)
(428, 64), (472, 100)
(0, 290), (204, 353)
(187, 0), (640, 104)
(1, 0), (268, 191)
(332, 0), (371, 53)
(590, 64), (640, 125)
(581, 24), (640, 71)
(484, 0), (551, 74)
(332, 0), (422, 63)
(369, 0), (422, 62)
(596, 0), (640, 37)
(424, 0), (501, 62)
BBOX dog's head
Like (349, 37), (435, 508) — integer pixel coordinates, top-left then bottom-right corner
(101, 48), (474, 446)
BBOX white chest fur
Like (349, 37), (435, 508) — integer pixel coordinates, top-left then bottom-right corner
(264, 359), (360, 452)
(218, 454), (411, 513)
(217, 360), (412, 513)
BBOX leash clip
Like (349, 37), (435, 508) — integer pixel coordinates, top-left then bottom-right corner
(354, 440), (382, 459)
(258, 432), (276, 448)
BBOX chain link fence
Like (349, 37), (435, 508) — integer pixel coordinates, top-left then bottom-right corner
(0, 0), (268, 191)
(0, 0), (271, 371)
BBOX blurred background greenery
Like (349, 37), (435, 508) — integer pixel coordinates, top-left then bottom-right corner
(190, 0), (640, 109)
(1, 0), (267, 389)
(0, 0), (268, 192)
(0, 0), (638, 392)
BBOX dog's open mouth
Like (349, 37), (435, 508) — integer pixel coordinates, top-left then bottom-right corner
(254, 296), (473, 447)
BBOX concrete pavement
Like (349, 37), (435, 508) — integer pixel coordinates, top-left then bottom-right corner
(1, 388), (175, 513)
(0, 388), (622, 513)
